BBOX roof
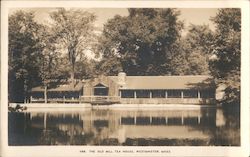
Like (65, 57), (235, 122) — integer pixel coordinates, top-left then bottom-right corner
(31, 82), (83, 92)
(31, 75), (215, 92)
(109, 75), (214, 90)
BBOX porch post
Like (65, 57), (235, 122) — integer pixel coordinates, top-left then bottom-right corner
(149, 91), (152, 99)
(198, 90), (201, 99)
(198, 115), (201, 124)
(165, 91), (168, 99)
(181, 115), (184, 125)
(181, 91), (184, 99)
(44, 112), (47, 130)
(134, 91), (137, 99)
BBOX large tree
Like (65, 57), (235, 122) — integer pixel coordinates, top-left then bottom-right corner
(185, 24), (214, 55)
(38, 26), (68, 103)
(98, 8), (183, 76)
(171, 24), (214, 75)
(9, 10), (43, 102)
(50, 8), (96, 85)
(209, 9), (241, 104)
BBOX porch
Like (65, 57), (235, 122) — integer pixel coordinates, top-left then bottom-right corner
(80, 96), (121, 105)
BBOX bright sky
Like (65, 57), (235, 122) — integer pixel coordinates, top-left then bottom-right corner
(9, 8), (218, 35)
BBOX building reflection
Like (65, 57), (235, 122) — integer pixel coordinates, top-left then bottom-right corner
(11, 107), (223, 145)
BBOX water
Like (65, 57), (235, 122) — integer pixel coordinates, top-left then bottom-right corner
(8, 106), (240, 146)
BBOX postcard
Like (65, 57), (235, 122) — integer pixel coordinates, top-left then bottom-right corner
(1, 0), (249, 157)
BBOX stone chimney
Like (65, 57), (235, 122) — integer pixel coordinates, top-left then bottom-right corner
(118, 72), (126, 87)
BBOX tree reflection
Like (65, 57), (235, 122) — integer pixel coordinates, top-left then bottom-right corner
(8, 107), (240, 146)
(211, 104), (240, 146)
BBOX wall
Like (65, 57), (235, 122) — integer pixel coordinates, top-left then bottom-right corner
(120, 98), (216, 105)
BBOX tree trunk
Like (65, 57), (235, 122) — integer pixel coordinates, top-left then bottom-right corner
(70, 64), (75, 87)
(44, 85), (48, 103)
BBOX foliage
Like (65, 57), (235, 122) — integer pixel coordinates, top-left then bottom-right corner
(171, 24), (214, 75)
(209, 9), (241, 104)
(8, 8), (241, 105)
(95, 50), (123, 76)
(38, 26), (71, 102)
(185, 24), (214, 55)
(38, 26), (66, 84)
(49, 8), (96, 83)
(8, 9), (98, 103)
(184, 24), (214, 75)
(8, 104), (27, 112)
(8, 10), (44, 102)
(97, 8), (183, 76)
(75, 58), (97, 79)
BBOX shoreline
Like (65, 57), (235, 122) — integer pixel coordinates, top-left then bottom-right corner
(9, 103), (217, 110)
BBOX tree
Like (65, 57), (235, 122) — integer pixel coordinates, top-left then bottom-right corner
(185, 24), (214, 55)
(96, 54), (123, 76)
(98, 8), (183, 76)
(186, 50), (209, 75)
(38, 26), (68, 103)
(167, 24), (214, 75)
(8, 10), (43, 102)
(50, 8), (96, 85)
(75, 58), (97, 79)
(172, 24), (214, 75)
(165, 40), (188, 75)
(209, 9), (241, 104)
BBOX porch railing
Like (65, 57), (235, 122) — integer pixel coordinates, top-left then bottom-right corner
(80, 96), (121, 103)
(30, 97), (81, 103)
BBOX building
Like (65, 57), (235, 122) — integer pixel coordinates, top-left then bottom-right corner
(21, 108), (217, 145)
(30, 81), (83, 103)
(30, 72), (216, 104)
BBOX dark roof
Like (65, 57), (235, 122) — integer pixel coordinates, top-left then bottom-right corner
(109, 75), (214, 90)
(31, 82), (83, 92)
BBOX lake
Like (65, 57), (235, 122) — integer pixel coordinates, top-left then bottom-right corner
(8, 105), (240, 146)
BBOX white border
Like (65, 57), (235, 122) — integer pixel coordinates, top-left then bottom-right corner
(1, 1), (249, 157)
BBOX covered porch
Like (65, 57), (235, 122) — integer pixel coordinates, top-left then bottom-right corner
(80, 96), (120, 105)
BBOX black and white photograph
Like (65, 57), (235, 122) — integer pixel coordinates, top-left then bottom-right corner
(1, 1), (249, 157)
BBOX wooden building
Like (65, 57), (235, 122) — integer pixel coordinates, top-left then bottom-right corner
(81, 72), (216, 105)
(30, 81), (83, 103)
(30, 73), (216, 104)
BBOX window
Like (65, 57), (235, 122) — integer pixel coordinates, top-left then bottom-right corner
(47, 91), (80, 99)
(31, 92), (44, 99)
(94, 83), (109, 96)
(152, 90), (165, 98)
(167, 90), (181, 98)
(136, 90), (150, 98)
(183, 90), (198, 98)
(121, 90), (134, 98)
(48, 92), (63, 98)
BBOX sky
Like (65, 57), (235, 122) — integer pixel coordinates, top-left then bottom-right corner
(9, 8), (218, 35)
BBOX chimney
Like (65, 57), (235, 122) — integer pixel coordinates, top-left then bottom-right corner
(118, 72), (126, 87)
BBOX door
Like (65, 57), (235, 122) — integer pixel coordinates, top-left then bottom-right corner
(94, 83), (109, 96)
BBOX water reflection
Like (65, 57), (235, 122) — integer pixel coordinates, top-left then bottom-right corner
(8, 107), (240, 146)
